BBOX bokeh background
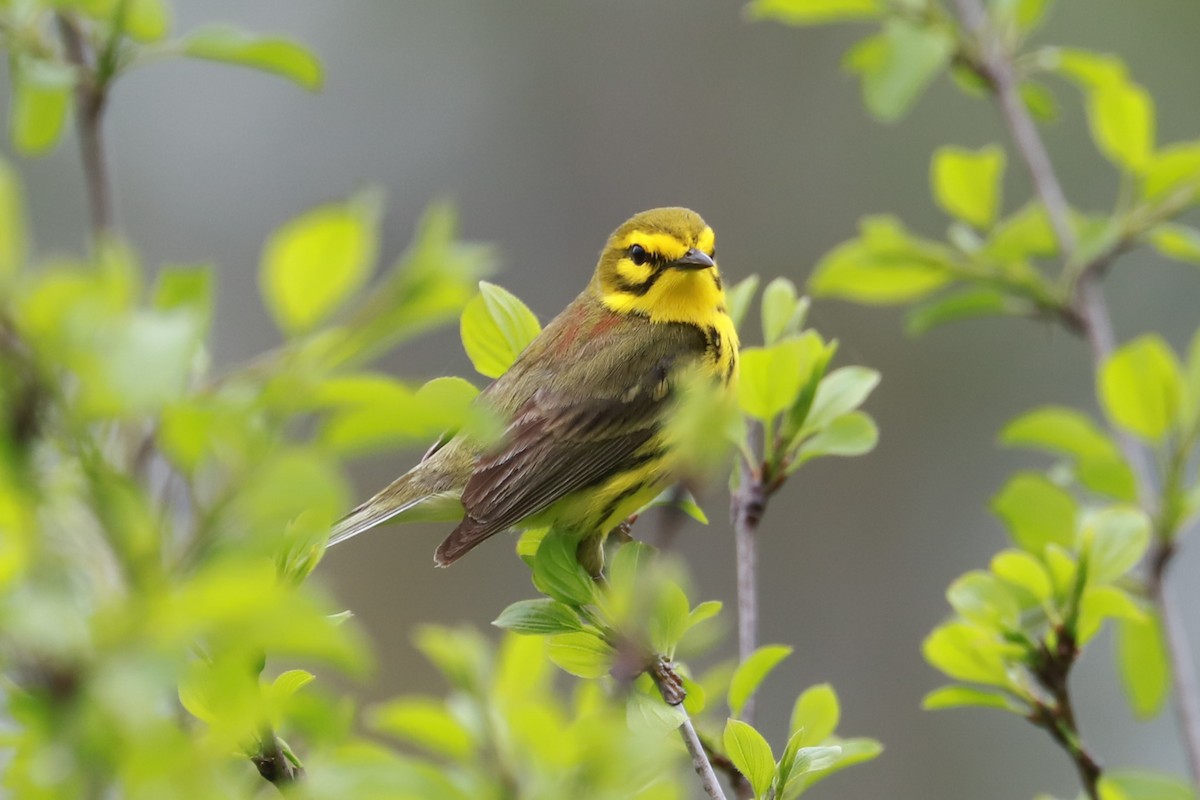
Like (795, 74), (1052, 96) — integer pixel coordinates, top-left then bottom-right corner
(9, 1), (1200, 797)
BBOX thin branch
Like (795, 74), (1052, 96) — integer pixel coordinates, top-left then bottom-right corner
(698, 733), (754, 800)
(731, 447), (765, 724)
(952, 0), (1075, 262)
(952, 0), (1200, 784)
(1150, 541), (1200, 782)
(55, 14), (116, 240)
(1030, 631), (1102, 800)
(650, 662), (729, 800)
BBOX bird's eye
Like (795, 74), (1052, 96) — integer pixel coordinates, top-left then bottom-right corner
(629, 244), (648, 266)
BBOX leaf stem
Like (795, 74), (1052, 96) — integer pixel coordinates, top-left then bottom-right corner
(952, 0), (1200, 784)
(55, 13), (116, 241)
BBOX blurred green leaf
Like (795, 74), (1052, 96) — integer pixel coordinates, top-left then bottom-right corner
(1053, 49), (1154, 171)
(260, 194), (380, 335)
(639, 487), (709, 525)
(413, 625), (489, 693)
(947, 571), (1021, 630)
(1077, 585), (1145, 645)
(1080, 507), (1150, 584)
(738, 338), (811, 421)
(493, 598), (583, 636)
(992, 472), (1077, 553)
(810, 216), (958, 304)
(1099, 770), (1197, 800)
(182, 25), (323, 90)
(985, 202), (1057, 260)
(0, 158), (27, 281)
(727, 274), (760, 332)
(460, 281), (541, 379)
(1020, 80), (1059, 121)
(1099, 334), (1183, 440)
(724, 718), (775, 799)
(790, 683), (839, 745)
(1141, 141), (1200, 202)
(921, 685), (1021, 713)
(10, 58), (73, 156)
(369, 697), (475, 760)
(793, 410), (878, 468)
(1116, 607), (1170, 719)
(804, 366), (880, 432)
(546, 631), (613, 679)
(531, 528), (596, 607)
(931, 145), (1005, 228)
(843, 20), (953, 122)
(761, 277), (808, 345)
(746, 0), (882, 25)
(922, 621), (1021, 687)
(1001, 406), (1136, 499)
(729, 644), (792, 717)
(1147, 223), (1200, 265)
(905, 286), (1014, 336)
(64, 0), (171, 41)
(990, 549), (1053, 602)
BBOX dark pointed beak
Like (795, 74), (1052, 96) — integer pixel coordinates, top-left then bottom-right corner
(669, 248), (715, 271)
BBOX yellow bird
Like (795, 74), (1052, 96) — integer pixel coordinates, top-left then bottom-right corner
(330, 207), (739, 567)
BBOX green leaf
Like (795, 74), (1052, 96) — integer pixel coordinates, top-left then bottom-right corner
(789, 683), (839, 745)
(1001, 406), (1119, 460)
(1077, 585), (1145, 645)
(985, 202), (1057, 260)
(1116, 607), (1170, 719)
(260, 194), (380, 335)
(844, 20), (954, 122)
(738, 338), (811, 421)
(727, 275), (760, 332)
(0, 159), (27, 281)
(546, 631), (614, 679)
(493, 599), (583, 635)
(1020, 80), (1059, 121)
(687, 600), (723, 630)
(810, 216), (958, 304)
(931, 145), (1005, 228)
(531, 529), (596, 607)
(639, 487), (709, 525)
(1141, 141), (1200, 202)
(793, 411), (878, 467)
(648, 579), (693, 657)
(746, 0), (883, 25)
(990, 549), (1053, 602)
(991, 472), (1077, 553)
(921, 685), (1022, 713)
(761, 277), (808, 345)
(1147, 223), (1200, 265)
(804, 367), (880, 432)
(181, 25), (323, 90)
(10, 59), (73, 156)
(728, 644), (792, 717)
(946, 571), (1020, 629)
(1080, 507), (1150, 584)
(922, 622), (1020, 687)
(905, 286), (1013, 336)
(1000, 406), (1136, 499)
(1099, 334), (1183, 440)
(369, 697), (475, 759)
(1099, 770), (1197, 800)
(723, 718), (776, 799)
(626, 678), (687, 733)
(1053, 49), (1154, 171)
(784, 737), (882, 797)
(460, 281), (541, 379)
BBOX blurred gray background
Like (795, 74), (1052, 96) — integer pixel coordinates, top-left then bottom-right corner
(10, 1), (1200, 797)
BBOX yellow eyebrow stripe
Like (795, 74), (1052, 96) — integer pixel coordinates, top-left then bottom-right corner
(616, 258), (654, 284)
(696, 226), (715, 254)
(616, 231), (689, 261)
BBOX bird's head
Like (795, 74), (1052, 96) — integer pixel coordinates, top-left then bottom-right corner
(593, 207), (726, 324)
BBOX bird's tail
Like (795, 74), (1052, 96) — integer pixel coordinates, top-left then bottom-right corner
(327, 469), (465, 548)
